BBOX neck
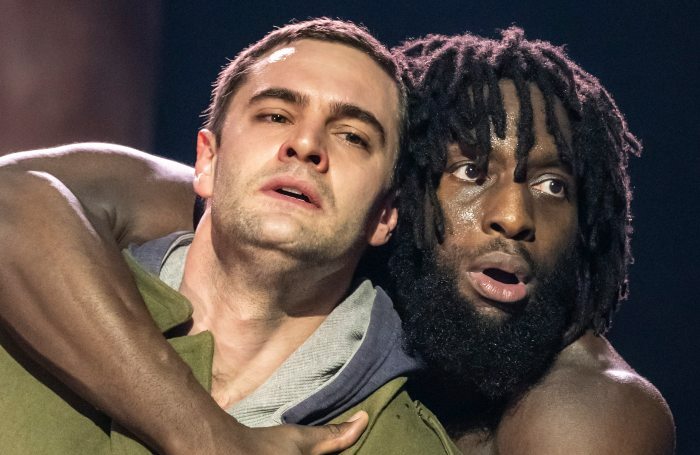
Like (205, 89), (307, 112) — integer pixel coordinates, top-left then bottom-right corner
(178, 212), (357, 408)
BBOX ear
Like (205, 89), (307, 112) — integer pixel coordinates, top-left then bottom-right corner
(194, 129), (217, 198)
(367, 192), (399, 247)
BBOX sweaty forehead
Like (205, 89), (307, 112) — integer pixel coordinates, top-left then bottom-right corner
(451, 80), (573, 159)
(241, 39), (401, 149)
(502, 79), (572, 149)
(470, 79), (572, 170)
(248, 40), (398, 100)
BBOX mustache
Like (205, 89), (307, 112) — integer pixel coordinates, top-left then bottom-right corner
(448, 238), (537, 274)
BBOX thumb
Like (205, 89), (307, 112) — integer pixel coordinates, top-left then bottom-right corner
(304, 411), (369, 455)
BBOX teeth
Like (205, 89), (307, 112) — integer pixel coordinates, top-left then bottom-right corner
(276, 187), (311, 203)
(280, 187), (303, 196)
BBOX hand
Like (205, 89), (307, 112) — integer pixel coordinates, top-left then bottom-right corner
(239, 411), (369, 455)
(178, 411), (368, 455)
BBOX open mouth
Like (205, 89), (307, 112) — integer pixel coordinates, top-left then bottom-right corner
(261, 176), (322, 209)
(483, 268), (520, 285)
(275, 187), (311, 204)
(467, 268), (528, 305)
(466, 251), (533, 309)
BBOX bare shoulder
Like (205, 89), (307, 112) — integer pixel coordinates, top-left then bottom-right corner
(493, 331), (675, 454)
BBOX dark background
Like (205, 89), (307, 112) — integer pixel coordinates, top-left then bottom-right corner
(2, 0), (697, 452)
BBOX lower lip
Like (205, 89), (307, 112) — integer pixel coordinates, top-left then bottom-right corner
(262, 190), (319, 209)
(466, 271), (528, 303)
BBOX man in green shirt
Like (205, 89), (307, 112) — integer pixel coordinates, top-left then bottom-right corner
(0, 18), (457, 455)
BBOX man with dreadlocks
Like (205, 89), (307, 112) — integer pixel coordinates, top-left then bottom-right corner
(0, 26), (673, 453)
(388, 27), (675, 452)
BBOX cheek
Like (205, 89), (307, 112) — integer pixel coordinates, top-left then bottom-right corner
(334, 155), (391, 208)
(534, 207), (578, 265)
(540, 201), (577, 234)
(435, 185), (485, 264)
(437, 183), (483, 236)
(332, 172), (383, 222)
(230, 121), (283, 162)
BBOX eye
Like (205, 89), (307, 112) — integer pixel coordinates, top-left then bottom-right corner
(258, 113), (290, 124)
(532, 178), (568, 198)
(342, 132), (369, 148)
(448, 161), (482, 182)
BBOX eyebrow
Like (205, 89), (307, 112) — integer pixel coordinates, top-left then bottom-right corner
(330, 102), (386, 148)
(527, 151), (573, 174)
(248, 87), (309, 107)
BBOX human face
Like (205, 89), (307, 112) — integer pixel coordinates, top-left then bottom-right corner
(435, 79), (578, 319)
(194, 40), (400, 269)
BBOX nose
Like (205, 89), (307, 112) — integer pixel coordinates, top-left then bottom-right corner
(277, 123), (329, 173)
(482, 181), (535, 241)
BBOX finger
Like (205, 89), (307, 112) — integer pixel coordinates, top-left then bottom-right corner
(305, 411), (369, 455)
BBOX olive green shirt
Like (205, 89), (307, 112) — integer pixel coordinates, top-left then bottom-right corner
(0, 253), (459, 454)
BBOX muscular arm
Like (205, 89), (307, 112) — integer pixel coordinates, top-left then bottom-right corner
(489, 332), (675, 454)
(0, 143), (366, 454)
(0, 143), (197, 246)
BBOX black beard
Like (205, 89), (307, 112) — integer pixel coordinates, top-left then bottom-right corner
(396, 243), (578, 432)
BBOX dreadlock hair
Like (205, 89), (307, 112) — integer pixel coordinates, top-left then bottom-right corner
(390, 27), (640, 344)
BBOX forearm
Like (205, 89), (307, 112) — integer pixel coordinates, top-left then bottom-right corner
(0, 168), (239, 453)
